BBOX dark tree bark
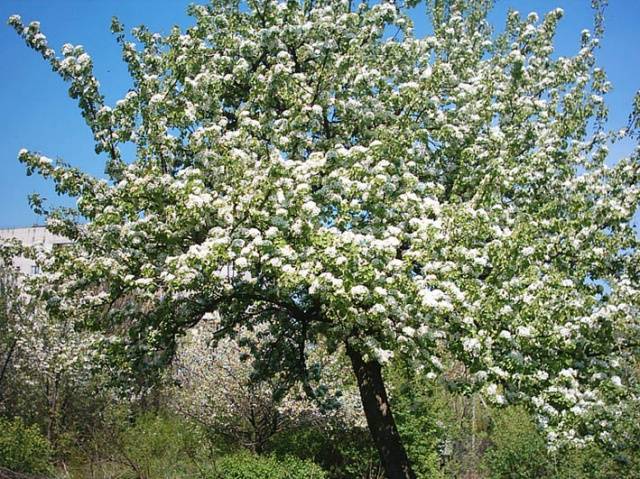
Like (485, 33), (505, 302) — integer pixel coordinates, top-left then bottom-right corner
(346, 342), (416, 479)
(0, 338), (17, 402)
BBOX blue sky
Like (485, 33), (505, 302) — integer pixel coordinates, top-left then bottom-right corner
(0, 0), (638, 228)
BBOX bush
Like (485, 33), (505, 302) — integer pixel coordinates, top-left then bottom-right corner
(212, 451), (326, 479)
(552, 402), (640, 479)
(0, 417), (53, 475)
(117, 413), (213, 477)
(66, 411), (218, 479)
(483, 403), (640, 479)
(267, 425), (380, 479)
(391, 377), (446, 479)
(482, 407), (550, 479)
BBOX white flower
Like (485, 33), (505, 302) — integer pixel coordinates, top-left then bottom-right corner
(386, 259), (404, 270)
(302, 200), (320, 216)
(186, 192), (212, 208)
(374, 286), (388, 297)
(375, 348), (394, 364)
(536, 370), (549, 381)
(335, 256), (348, 266)
(420, 288), (445, 308)
(269, 257), (282, 268)
(350, 285), (369, 297)
(281, 264), (295, 274)
(402, 326), (415, 338)
(498, 330), (512, 340)
(516, 326), (532, 337)
(559, 368), (577, 378)
(570, 405), (585, 415)
(371, 304), (386, 315)
(310, 105), (323, 116)
(499, 305), (513, 316)
(76, 53), (91, 65)
(522, 246), (535, 257)
(522, 293), (535, 305)
(558, 326), (571, 338)
(462, 337), (481, 354)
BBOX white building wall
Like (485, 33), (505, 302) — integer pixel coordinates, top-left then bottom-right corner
(0, 226), (69, 275)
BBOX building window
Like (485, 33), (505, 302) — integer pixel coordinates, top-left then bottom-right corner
(30, 265), (40, 275)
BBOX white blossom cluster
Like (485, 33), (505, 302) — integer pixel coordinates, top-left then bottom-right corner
(0, 244), (101, 422)
(169, 320), (363, 451)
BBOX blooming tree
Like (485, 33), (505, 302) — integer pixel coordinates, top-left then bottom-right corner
(9, 0), (640, 477)
(0, 243), (25, 404)
(0, 241), (97, 443)
(170, 318), (362, 453)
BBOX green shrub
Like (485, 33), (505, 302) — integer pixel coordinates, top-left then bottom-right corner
(213, 451), (326, 479)
(551, 444), (617, 479)
(114, 412), (216, 478)
(267, 425), (379, 479)
(551, 403), (640, 479)
(0, 416), (53, 475)
(482, 407), (550, 479)
(66, 411), (218, 479)
(392, 380), (446, 479)
(483, 403), (640, 479)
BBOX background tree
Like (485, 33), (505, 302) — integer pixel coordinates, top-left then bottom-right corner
(169, 319), (362, 453)
(8, 0), (640, 477)
(0, 241), (114, 470)
(0, 244), (24, 405)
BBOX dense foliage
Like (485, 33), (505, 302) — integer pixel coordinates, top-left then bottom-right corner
(0, 417), (53, 476)
(213, 452), (326, 479)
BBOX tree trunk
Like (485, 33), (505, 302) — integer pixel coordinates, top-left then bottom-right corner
(0, 338), (17, 402)
(346, 342), (416, 479)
